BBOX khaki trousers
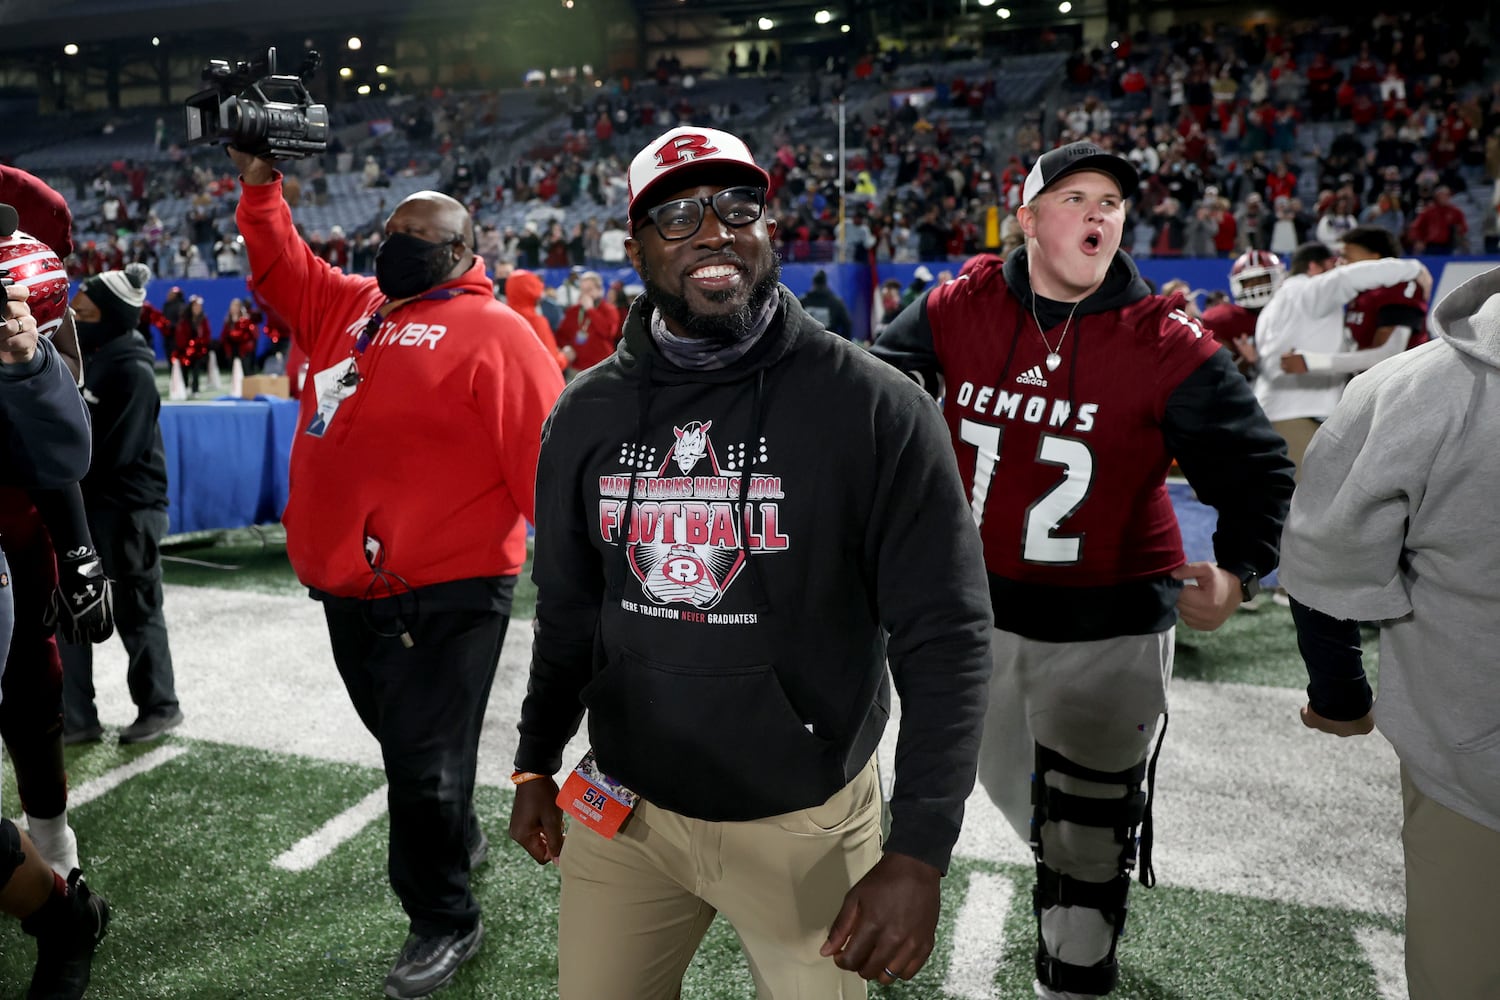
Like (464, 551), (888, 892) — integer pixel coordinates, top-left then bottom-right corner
(558, 757), (882, 1000)
(1271, 417), (1322, 482)
(1401, 767), (1500, 1000)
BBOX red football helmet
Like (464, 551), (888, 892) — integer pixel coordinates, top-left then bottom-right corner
(1229, 249), (1285, 309)
(0, 229), (70, 339)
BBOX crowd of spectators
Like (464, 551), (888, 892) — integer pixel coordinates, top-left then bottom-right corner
(42, 10), (1500, 340)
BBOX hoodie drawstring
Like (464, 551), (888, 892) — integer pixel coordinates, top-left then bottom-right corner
(738, 369), (773, 618)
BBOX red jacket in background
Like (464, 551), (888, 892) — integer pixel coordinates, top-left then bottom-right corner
(220, 316), (259, 359)
(173, 313), (212, 365)
(505, 270), (569, 370)
(236, 175), (564, 596)
(556, 299), (622, 372)
(1409, 202), (1467, 249)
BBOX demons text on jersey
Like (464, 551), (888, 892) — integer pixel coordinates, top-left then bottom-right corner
(951, 381), (1099, 433)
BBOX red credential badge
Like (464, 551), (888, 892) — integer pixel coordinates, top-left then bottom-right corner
(557, 749), (639, 839)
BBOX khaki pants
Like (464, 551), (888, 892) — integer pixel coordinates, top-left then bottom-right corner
(558, 757), (882, 1000)
(1271, 417), (1322, 482)
(1401, 767), (1500, 1000)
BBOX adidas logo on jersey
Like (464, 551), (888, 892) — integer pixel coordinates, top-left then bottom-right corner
(1015, 365), (1049, 387)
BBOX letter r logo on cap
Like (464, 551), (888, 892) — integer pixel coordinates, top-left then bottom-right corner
(655, 133), (720, 168)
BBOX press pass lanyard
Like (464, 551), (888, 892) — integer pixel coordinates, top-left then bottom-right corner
(343, 287), (478, 384)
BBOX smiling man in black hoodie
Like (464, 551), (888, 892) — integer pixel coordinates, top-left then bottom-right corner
(874, 142), (1295, 998)
(509, 125), (993, 999)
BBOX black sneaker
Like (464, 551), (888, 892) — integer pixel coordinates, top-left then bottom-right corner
(384, 920), (484, 999)
(118, 708), (183, 744)
(24, 869), (110, 1000)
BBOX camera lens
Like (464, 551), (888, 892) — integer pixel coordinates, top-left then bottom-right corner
(225, 99), (268, 144)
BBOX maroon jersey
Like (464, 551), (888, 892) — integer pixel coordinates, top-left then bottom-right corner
(1346, 280), (1428, 351)
(1200, 302), (1256, 350)
(925, 259), (1221, 588)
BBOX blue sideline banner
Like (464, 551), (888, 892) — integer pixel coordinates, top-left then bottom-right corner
(89, 256), (1498, 359)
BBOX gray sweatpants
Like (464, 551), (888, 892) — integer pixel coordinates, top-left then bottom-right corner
(977, 627), (1173, 979)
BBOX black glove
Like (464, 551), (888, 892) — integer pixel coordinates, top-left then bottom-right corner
(45, 548), (114, 644)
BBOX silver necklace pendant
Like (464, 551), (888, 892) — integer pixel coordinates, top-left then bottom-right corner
(1045, 352), (1061, 372)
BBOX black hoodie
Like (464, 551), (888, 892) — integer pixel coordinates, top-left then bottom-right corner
(79, 330), (168, 511)
(516, 286), (993, 873)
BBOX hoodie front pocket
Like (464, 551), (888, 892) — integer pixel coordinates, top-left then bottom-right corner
(581, 647), (835, 820)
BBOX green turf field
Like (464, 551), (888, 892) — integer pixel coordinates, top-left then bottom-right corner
(0, 531), (1403, 999)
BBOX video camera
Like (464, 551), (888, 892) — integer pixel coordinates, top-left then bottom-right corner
(184, 47), (329, 160)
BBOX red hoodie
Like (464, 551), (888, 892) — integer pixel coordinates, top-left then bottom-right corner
(504, 270), (568, 370)
(236, 175), (564, 596)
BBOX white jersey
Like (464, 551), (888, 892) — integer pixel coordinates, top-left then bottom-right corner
(1253, 257), (1424, 422)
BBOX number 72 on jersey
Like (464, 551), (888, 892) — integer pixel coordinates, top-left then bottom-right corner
(960, 418), (1094, 565)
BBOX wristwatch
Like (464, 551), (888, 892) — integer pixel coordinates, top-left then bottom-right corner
(1237, 570), (1261, 603)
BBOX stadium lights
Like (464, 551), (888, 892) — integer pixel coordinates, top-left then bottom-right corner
(151, 36), (161, 47)
(347, 36), (362, 50)
(357, 84), (371, 95)
(758, 16), (774, 29)
(339, 67), (353, 78)
(1058, 0), (1071, 10)
(977, 0), (996, 5)
(997, 7), (1012, 17)
(840, 23), (850, 32)
(1111, 40), (1119, 49)
(376, 64), (390, 74)
(63, 43), (79, 55)
(814, 8), (832, 22)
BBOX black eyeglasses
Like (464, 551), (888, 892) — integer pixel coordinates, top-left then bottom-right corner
(640, 186), (766, 241)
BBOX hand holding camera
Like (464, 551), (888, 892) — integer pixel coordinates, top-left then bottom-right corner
(227, 145), (278, 186)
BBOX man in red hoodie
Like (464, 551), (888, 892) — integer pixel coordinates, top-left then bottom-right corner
(554, 269), (621, 373)
(229, 146), (564, 1000)
(1408, 186), (1469, 255)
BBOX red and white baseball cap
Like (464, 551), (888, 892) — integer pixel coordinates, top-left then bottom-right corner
(627, 126), (771, 229)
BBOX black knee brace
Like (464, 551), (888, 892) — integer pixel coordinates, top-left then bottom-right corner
(0, 817), (24, 890)
(1028, 734), (1167, 996)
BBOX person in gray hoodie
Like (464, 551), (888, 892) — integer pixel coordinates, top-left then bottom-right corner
(1278, 263), (1500, 1000)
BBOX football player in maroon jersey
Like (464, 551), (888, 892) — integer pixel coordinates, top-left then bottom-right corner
(873, 142), (1296, 998)
(1201, 248), (1285, 379)
(1279, 226), (1428, 376)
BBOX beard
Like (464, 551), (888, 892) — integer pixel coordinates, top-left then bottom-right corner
(641, 246), (783, 342)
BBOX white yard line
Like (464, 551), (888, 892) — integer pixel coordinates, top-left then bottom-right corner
(941, 871), (1016, 999)
(1355, 927), (1409, 1000)
(273, 784), (389, 872)
(70, 745), (190, 807)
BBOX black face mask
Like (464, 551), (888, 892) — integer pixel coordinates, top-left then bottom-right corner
(75, 318), (125, 354)
(375, 232), (457, 299)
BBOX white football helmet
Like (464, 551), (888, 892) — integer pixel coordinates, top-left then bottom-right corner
(1228, 249), (1285, 309)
